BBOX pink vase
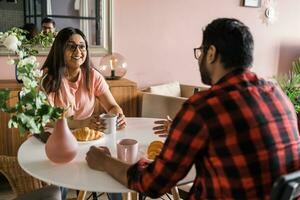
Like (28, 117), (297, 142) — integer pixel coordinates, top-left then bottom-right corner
(297, 113), (300, 133)
(45, 117), (78, 164)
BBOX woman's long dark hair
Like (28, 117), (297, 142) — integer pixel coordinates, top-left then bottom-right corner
(42, 27), (90, 94)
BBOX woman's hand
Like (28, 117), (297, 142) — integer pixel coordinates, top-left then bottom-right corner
(87, 112), (126, 132)
(107, 106), (126, 130)
(153, 115), (172, 137)
(116, 113), (126, 130)
(87, 115), (106, 131)
(97, 90), (126, 130)
(86, 146), (111, 171)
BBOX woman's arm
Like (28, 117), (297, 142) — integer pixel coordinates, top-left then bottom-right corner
(66, 117), (92, 129)
(49, 89), (126, 131)
(46, 116), (93, 131)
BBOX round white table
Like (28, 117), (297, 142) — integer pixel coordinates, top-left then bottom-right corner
(18, 117), (195, 193)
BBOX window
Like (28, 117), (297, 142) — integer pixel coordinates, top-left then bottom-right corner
(24, 0), (112, 55)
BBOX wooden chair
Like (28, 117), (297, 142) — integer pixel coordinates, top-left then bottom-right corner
(271, 170), (300, 200)
(0, 155), (47, 197)
(0, 155), (87, 200)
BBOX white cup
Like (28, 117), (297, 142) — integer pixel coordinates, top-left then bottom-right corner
(117, 139), (138, 164)
(100, 113), (117, 134)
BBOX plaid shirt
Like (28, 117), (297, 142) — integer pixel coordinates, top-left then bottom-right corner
(128, 69), (300, 199)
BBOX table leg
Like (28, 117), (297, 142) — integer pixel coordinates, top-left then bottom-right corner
(130, 192), (138, 200)
(76, 190), (86, 200)
(171, 186), (180, 200)
(122, 193), (128, 200)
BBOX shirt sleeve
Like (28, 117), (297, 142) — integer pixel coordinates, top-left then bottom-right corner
(92, 68), (109, 97)
(127, 101), (209, 198)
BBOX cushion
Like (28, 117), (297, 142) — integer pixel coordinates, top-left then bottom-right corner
(149, 81), (181, 97)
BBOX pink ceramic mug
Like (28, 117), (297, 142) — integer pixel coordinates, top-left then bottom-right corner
(117, 139), (138, 163)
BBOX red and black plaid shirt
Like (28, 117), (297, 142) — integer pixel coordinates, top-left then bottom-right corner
(128, 69), (300, 199)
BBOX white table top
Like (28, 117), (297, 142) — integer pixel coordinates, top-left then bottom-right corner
(18, 117), (195, 193)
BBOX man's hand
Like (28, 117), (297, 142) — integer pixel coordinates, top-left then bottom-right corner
(153, 115), (172, 137)
(85, 145), (131, 186)
(86, 146), (111, 171)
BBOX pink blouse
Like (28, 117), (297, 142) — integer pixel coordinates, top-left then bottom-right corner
(47, 68), (109, 120)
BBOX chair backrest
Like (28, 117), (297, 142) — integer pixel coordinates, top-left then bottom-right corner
(271, 170), (300, 200)
(0, 155), (47, 196)
(139, 84), (209, 119)
(140, 92), (187, 119)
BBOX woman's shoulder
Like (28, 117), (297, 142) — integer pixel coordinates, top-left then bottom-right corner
(87, 67), (109, 93)
(89, 67), (100, 74)
(88, 67), (107, 83)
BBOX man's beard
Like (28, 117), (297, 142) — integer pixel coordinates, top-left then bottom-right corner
(198, 53), (212, 85)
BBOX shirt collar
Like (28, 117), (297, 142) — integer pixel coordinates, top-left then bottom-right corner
(214, 68), (249, 85)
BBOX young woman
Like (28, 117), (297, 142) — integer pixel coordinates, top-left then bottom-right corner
(42, 27), (125, 200)
(42, 27), (126, 131)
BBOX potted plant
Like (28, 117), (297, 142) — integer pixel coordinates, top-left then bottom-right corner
(276, 57), (300, 127)
(0, 27), (63, 134)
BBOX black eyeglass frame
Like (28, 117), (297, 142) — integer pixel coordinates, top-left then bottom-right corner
(193, 46), (205, 60)
(65, 43), (87, 53)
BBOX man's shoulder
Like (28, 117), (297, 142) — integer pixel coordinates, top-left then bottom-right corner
(186, 77), (278, 107)
(186, 89), (214, 107)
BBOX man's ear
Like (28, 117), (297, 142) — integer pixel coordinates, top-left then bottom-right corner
(206, 45), (217, 64)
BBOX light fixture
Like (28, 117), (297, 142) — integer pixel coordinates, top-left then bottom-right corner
(98, 53), (127, 80)
(260, 0), (278, 25)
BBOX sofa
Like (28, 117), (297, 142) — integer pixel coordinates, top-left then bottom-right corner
(138, 82), (208, 119)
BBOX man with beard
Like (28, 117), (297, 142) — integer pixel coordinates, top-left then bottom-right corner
(85, 18), (300, 199)
(41, 17), (56, 35)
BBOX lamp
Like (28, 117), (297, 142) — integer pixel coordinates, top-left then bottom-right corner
(98, 53), (127, 80)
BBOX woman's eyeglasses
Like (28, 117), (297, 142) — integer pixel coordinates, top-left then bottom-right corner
(66, 43), (87, 52)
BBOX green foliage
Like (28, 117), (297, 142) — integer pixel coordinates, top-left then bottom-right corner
(29, 32), (55, 48)
(0, 27), (62, 134)
(277, 57), (300, 113)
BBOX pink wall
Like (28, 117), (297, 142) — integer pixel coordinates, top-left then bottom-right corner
(1, 0), (300, 89)
(113, 0), (300, 88)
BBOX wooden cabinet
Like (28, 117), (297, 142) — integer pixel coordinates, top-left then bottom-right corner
(0, 78), (138, 156)
(0, 80), (27, 156)
(106, 78), (138, 117)
(95, 78), (138, 117)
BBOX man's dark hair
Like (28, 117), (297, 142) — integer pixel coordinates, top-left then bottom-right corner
(41, 17), (56, 27)
(202, 18), (253, 69)
(22, 23), (38, 40)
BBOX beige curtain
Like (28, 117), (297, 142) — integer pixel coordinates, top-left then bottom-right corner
(47, 0), (52, 15)
(80, 0), (90, 43)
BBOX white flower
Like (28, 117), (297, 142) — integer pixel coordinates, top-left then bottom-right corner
(6, 59), (15, 65)
(23, 77), (37, 88)
(36, 97), (43, 108)
(23, 56), (37, 65)
(25, 103), (33, 110)
(3, 35), (19, 51)
(18, 50), (24, 59)
(33, 69), (43, 78)
(0, 32), (4, 41)
(20, 87), (30, 95)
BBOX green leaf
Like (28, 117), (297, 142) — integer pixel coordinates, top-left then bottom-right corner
(19, 125), (27, 135)
(276, 57), (300, 113)
(1, 27), (60, 134)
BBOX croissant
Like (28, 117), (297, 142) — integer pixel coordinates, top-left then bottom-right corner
(72, 127), (104, 141)
(147, 141), (164, 160)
